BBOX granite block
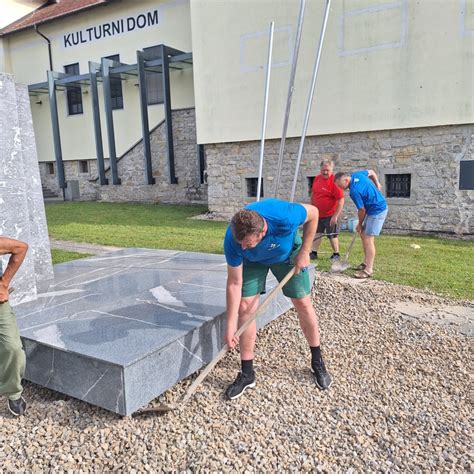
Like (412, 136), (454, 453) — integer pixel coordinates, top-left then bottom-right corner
(14, 249), (305, 415)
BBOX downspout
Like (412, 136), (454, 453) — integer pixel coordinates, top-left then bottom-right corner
(34, 24), (53, 70)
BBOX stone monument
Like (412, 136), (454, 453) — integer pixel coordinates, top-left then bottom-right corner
(0, 73), (53, 303)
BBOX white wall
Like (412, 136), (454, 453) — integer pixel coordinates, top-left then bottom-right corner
(4, 0), (195, 161)
(191, 0), (474, 145)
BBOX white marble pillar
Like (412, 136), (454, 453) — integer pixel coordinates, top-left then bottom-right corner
(0, 73), (53, 304)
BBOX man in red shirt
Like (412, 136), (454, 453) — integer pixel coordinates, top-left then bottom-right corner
(310, 159), (345, 260)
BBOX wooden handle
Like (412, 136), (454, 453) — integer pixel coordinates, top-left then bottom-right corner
(181, 267), (296, 404)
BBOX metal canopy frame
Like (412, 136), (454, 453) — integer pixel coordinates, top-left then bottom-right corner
(28, 44), (192, 190)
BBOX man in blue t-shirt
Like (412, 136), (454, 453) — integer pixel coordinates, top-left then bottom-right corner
(223, 198), (332, 400)
(334, 170), (388, 278)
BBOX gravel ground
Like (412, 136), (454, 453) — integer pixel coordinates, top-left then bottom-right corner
(1, 274), (472, 472)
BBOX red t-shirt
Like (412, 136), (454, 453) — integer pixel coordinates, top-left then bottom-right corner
(311, 174), (344, 218)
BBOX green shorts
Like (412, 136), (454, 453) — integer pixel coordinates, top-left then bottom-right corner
(242, 236), (312, 299)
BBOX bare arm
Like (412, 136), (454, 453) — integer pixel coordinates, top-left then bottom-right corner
(330, 197), (345, 226)
(356, 208), (366, 233)
(225, 264), (243, 348)
(294, 203), (319, 273)
(367, 169), (382, 190)
(0, 237), (28, 302)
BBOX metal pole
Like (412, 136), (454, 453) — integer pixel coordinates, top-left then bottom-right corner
(161, 44), (178, 184)
(88, 62), (108, 185)
(273, 0), (306, 198)
(290, 0), (331, 202)
(101, 57), (121, 185)
(137, 50), (156, 185)
(47, 70), (66, 192)
(256, 21), (274, 202)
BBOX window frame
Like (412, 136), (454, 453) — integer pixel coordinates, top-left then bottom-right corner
(146, 70), (164, 106)
(105, 54), (124, 110)
(78, 160), (89, 174)
(64, 62), (83, 116)
(385, 173), (412, 198)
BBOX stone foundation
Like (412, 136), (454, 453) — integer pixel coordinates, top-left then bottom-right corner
(205, 124), (474, 235)
(39, 108), (207, 205)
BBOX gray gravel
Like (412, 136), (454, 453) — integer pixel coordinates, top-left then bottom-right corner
(1, 273), (472, 472)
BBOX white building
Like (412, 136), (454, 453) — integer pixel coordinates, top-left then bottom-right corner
(1, 0), (473, 234)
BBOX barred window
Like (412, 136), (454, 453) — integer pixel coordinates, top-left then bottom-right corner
(47, 163), (55, 175)
(386, 174), (411, 198)
(246, 177), (264, 198)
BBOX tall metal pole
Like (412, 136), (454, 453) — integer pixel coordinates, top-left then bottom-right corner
(256, 21), (274, 202)
(273, 0), (306, 198)
(290, 0), (331, 202)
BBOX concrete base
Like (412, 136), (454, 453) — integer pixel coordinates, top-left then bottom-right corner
(13, 249), (302, 415)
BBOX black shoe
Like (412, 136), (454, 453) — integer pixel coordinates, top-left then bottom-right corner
(309, 251), (318, 260)
(225, 372), (256, 400)
(329, 253), (340, 261)
(312, 361), (332, 390)
(8, 396), (27, 416)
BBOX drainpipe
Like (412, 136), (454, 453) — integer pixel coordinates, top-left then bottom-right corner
(34, 24), (53, 70)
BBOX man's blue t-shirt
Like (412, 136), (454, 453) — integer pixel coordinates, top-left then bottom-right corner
(224, 199), (307, 267)
(350, 171), (387, 216)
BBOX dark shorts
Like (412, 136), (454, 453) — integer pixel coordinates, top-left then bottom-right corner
(316, 215), (339, 238)
(242, 235), (311, 299)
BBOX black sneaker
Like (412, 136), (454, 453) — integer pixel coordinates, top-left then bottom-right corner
(312, 360), (332, 390)
(309, 251), (318, 260)
(8, 396), (27, 416)
(329, 253), (340, 261)
(225, 372), (256, 400)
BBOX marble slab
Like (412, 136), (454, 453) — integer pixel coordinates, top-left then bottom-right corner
(13, 249), (308, 415)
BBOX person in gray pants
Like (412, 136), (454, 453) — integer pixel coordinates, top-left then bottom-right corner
(0, 236), (28, 416)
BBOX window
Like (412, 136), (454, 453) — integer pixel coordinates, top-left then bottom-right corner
(146, 70), (164, 105)
(386, 173), (411, 198)
(106, 54), (124, 110)
(246, 177), (264, 198)
(47, 163), (55, 175)
(79, 160), (89, 174)
(459, 160), (474, 190)
(307, 176), (315, 196)
(64, 63), (83, 115)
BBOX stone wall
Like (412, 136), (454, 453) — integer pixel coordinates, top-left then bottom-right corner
(205, 124), (474, 235)
(39, 108), (207, 204)
(0, 73), (53, 304)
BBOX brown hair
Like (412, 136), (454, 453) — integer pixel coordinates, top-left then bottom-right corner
(231, 210), (264, 242)
(334, 171), (350, 182)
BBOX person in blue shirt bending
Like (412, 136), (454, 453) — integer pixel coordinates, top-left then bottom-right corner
(334, 170), (388, 278)
(223, 198), (332, 400)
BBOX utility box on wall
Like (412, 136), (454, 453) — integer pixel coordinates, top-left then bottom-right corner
(64, 180), (80, 201)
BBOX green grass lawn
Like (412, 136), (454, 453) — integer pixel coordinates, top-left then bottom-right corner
(51, 249), (93, 264)
(46, 202), (473, 300)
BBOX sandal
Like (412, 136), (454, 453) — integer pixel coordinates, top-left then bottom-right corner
(354, 263), (367, 271)
(354, 270), (372, 279)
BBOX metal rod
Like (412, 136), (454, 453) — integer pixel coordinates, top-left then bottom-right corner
(137, 50), (155, 185)
(256, 21), (275, 202)
(88, 62), (108, 185)
(161, 44), (178, 184)
(273, 0), (306, 198)
(290, 0), (331, 202)
(101, 57), (121, 185)
(47, 70), (66, 193)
